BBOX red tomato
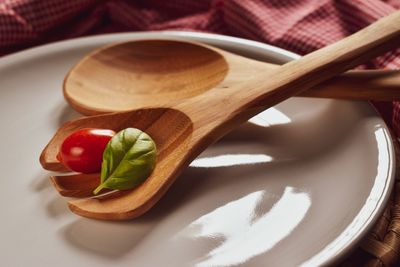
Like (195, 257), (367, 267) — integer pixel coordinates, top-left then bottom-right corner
(57, 128), (115, 173)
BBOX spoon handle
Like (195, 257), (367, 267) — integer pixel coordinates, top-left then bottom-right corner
(192, 11), (400, 120)
(245, 11), (400, 112)
(303, 70), (400, 101)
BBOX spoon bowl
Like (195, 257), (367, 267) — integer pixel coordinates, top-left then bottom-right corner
(64, 40), (400, 115)
(65, 40), (229, 114)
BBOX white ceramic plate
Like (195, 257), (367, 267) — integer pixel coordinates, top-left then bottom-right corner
(0, 32), (394, 267)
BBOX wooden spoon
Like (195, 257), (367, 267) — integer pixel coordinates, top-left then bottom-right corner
(40, 12), (400, 220)
(63, 40), (400, 116)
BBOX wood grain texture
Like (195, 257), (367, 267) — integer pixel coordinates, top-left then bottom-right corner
(64, 40), (400, 116)
(64, 40), (229, 115)
(41, 11), (400, 220)
(303, 69), (400, 100)
(50, 173), (100, 198)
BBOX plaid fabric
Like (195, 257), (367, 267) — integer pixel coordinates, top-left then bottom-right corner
(0, 0), (399, 131)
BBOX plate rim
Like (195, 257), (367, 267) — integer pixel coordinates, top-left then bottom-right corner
(0, 30), (395, 266)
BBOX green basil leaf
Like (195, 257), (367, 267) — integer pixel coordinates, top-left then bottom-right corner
(93, 128), (157, 194)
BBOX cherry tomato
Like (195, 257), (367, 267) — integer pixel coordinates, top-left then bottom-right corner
(57, 128), (115, 173)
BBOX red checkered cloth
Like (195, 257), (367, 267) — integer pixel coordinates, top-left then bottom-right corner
(1, 0), (400, 131)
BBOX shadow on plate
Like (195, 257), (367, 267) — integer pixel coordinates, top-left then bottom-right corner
(220, 100), (375, 159)
(30, 171), (72, 218)
(46, 195), (71, 218)
(58, 104), (83, 124)
(29, 171), (53, 192)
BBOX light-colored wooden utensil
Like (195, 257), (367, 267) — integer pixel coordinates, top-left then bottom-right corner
(41, 11), (400, 220)
(63, 40), (400, 116)
(50, 173), (100, 198)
